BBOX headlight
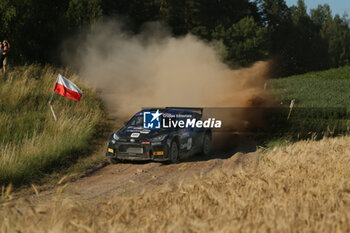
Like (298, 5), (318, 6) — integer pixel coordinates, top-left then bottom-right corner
(151, 134), (167, 142)
(113, 133), (119, 141)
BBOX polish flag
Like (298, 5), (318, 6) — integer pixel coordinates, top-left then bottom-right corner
(54, 74), (83, 101)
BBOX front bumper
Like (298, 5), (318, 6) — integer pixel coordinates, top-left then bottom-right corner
(106, 141), (170, 162)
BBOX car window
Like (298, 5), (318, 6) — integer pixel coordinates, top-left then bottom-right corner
(128, 115), (143, 127)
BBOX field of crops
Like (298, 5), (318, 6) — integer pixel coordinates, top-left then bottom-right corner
(0, 65), (104, 185)
(1, 135), (349, 232)
(263, 66), (350, 145)
(269, 66), (350, 108)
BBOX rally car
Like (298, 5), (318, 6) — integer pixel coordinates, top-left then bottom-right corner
(106, 107), (212, 164)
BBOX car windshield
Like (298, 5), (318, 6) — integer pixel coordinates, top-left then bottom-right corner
(127, 115), (143, 127)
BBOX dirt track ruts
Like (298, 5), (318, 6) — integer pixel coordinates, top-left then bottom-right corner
(24, 134), (258, 205)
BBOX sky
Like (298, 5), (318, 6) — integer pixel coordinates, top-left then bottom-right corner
(285, 0), (350, 16)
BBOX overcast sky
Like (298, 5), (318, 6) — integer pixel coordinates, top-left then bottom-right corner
(285, 0), (350, 16)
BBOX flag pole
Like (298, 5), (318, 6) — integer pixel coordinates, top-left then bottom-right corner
(287, 99), (295, 120)
(48, 92), (57, 121)
(49, 92), (55, 105)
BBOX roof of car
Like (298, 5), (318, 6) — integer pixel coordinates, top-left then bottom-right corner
(135, 108), (201, 117)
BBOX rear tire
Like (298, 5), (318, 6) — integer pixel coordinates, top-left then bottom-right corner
(169, 141), (179, 163)
(202, 133), (212, 156)
(110, 157), (120, 164)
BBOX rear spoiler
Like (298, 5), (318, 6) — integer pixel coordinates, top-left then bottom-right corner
(165, 107), (203, 117)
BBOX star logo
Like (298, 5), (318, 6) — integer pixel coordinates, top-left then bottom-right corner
(151, 110), (162, 122)
(143, 110), (162, 129)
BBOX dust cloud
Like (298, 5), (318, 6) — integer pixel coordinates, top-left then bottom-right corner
(62, 20), (272, 119)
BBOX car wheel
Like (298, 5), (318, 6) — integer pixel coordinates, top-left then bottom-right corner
(110, 157), (120, 164)
(202, 133), (212, 156)
(169, 141), (179, 163)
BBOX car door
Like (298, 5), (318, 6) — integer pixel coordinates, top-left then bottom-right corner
(178, 125), (191, 153)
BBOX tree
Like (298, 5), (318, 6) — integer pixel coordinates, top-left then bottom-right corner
(258, 0), (291, 28)
(1, 0), (71, 63)
(322, 14), (350, 67)
(213, 17), (268, 66)
(256, 0), (292, 57)
(287, 0), (329, 73)
(310, 4), (332, 26)
(0, 0), (348, 75)
(66, 0), (102, 29)
(0, 0), (16, 36)
(312, 4), (350, 67)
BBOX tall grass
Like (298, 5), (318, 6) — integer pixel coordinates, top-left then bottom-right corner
(1, 136), (349, 232)
(0, 65), (103, 185)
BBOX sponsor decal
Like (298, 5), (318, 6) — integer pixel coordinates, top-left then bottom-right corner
(140, 130), (151, 134)
(131, 133), (140, 138)
(127, 126), (143, 132)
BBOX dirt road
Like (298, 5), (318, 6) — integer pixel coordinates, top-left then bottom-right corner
(25, 134), (258, 204)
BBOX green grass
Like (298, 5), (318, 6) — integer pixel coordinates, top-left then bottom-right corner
(0, 65), (105, 185)
(269, 66), (350, 108)
(262, 66), (350, 146)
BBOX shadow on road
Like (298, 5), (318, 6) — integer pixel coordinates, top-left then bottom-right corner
(119, 133), (258, 165)
(182, 133), (257, 163)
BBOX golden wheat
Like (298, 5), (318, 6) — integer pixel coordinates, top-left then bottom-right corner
(1, 136), (349, 232)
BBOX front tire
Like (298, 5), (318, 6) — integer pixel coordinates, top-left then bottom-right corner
(110, 157), (120, 164)
(169, 141), (179, 163)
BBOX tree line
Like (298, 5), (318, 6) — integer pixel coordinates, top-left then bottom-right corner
(1, 0), (349, 76)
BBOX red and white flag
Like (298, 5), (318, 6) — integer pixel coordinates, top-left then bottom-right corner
(54, 74), (83, 102)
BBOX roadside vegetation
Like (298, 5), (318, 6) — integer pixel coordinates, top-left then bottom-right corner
(270, 66), (350, 108)
(262, 66), (350, 146)
(0, 65), (105, 185)
(1, 135), (349, 232)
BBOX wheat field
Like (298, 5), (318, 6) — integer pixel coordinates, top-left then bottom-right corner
(1, 136), (349, 232)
